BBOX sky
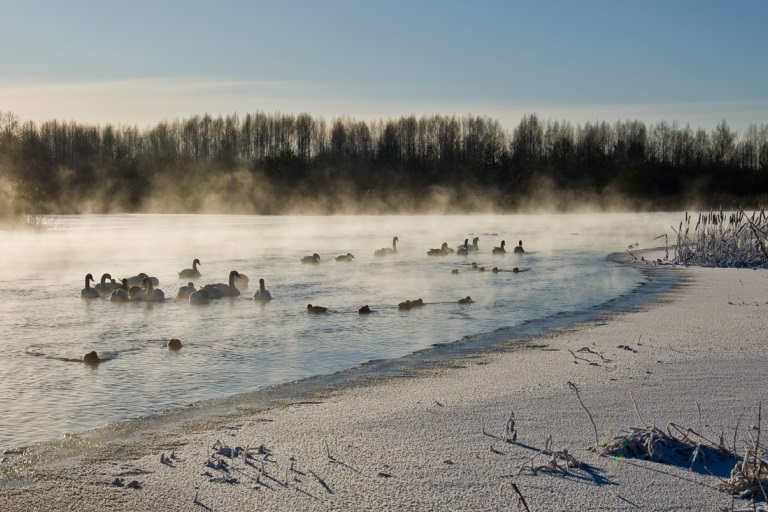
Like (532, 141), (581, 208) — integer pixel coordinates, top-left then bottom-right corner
(1, 0), (766, 133)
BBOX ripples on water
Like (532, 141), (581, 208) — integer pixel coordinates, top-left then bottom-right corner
(0, 213), (679, 449)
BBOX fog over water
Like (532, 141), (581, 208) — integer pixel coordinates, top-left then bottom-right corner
(0, 213), (679, 449)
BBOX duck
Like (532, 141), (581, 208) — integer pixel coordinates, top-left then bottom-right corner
(253, 278), (272, 301)
(177, 282), (196, 300)
(492, 267), (500, 273)
(81, 274), (100, 299)
(335, 253), (355, 262)
(398, 298), (425, 310)
(427, 242), (450, 257)
(306, 304), (327, 314)
(457, 239), (469, 257)
(83, 351), (101, 365)
(110, 279), (130, 303)
(513, 240), (525, 253)
(301, 253), (321, 264)
(458, 296), (473, 304)
(143, 277), (165, 302)
(374, 237), (398, 257)
(451, 269), (459, 274)
(189, 288), (211, 304)
(358, 305), (372, 314)
(94, 273), (116, 298)
(166, 338), (183, 350)
(492, 240), (506, 255)
(178, 259), (201, 279)
(212, 270), (242, 297)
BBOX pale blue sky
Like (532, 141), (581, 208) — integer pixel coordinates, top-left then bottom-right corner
(1, 0), (766, 131)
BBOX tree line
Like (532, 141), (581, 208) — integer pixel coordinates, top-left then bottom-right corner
(1, 110), (767, 216)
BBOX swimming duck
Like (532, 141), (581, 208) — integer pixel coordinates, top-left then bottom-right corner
(335, 253), (355, 262)
(492, 240), (506, 255)
(374, 237), (398, 257)
(513, 240), (525, 253)
(83, 351), (100, 365)
(81, 274), (100, 299)
(458, 296), (473, 304)
(178, 259), (201, 279)
(253, 278), (272, 301)
(301, 253), (321, 264)
(166, 338), (183, 350)
(451, 269), (459, 274)
(398, 298), (425, 310)
(358, 305), (372, 314)
(306, 304), (327, 314)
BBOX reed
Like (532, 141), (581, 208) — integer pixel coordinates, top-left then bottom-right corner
(672, 207), (768, 268)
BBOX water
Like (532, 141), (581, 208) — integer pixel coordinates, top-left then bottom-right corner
(0, 212), (679, 450)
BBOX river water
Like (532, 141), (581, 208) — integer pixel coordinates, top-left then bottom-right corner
(0, 212), (680, 450)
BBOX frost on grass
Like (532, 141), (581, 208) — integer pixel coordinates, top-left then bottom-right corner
(673, 208), (768, 268)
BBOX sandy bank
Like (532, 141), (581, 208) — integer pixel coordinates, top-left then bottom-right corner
(1, 263), (767, 511)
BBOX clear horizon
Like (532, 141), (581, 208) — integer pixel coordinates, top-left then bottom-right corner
(2, 1), (766, 132)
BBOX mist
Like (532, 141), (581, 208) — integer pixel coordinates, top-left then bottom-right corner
(0, 111), (766, 221)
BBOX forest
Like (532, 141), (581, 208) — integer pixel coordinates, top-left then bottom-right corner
(0, 110), (767, 217)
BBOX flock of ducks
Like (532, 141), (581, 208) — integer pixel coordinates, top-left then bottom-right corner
(80, 236), (526, 313)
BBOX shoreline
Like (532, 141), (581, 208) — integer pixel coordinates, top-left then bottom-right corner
(3, 259), (767, 510)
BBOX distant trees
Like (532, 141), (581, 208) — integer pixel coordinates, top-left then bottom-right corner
(0, 109), (766, 216)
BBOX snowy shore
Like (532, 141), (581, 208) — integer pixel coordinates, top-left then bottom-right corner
(1, 261), (767, 511)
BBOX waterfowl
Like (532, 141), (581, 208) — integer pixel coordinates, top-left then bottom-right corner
(306, 304), (327, 314)
(457, 239), (469, 257)
(335, 253), (355, 262)
(189, 288), (211, 304)
(512, 267), (520, 273)
(178, 259), (201, 279)
(128, 284), (146, 301)
(427, 242), (450, 257)
(468, 237), (480, 253)
(398, 298), (425, 310)
(166, 338), (183, 350)
(458, 296), (473, 304)
(110, 279), (130, 303)
(94, 273), (116, 298)
(177, 282), (196, 300)
(253, 278), (272, 301)
(127, 273), (159, 288)
(202, 284), (223, 299)
(83, 351), (100, 365)
(374, 237), (398, 257)
(359, 305), (372, 314)
(492, 267), (500, 273)
(213, 271), (242, 297)
(81, 274), (100, 299)
(301, 253), (321, 264)
(451, 269), (459, 274)
(492, 240), (506, 255)
(143, 277), (165, 302)
(513, 240), (525, 253)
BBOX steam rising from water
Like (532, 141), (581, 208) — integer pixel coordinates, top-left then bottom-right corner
(0, 213), (679, 449)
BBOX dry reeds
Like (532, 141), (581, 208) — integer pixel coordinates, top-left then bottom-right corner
(672, 207), (768, 268)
